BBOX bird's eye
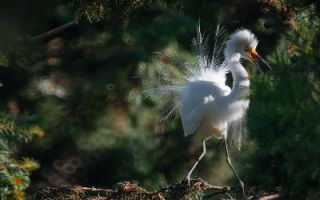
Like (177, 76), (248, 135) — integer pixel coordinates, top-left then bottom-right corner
(244, 47), (250, 53)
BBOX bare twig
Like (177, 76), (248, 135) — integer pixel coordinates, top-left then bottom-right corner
(31, 20), (78, 41)
(27, 179), (280, 200)
(156, 178), (230, 194)
(259, 193), (280, 200)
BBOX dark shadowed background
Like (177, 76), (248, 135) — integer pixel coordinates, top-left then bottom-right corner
(0, 1), (319, 199)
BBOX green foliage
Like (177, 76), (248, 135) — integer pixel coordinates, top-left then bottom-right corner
(67, 0), (107, 22)
(0, 51), (8, 67)
(243, 6), (320, 199)
(0, 113), (41, 199)
(2, 0), (320, 199)
(67, 0), (150, 23)
(132, 42), (192, 118)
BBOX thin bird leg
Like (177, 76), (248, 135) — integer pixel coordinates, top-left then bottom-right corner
(224, 137), (246, 197)
(186, 136), (213, 185)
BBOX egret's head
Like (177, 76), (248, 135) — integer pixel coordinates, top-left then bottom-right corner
(224, 29), (271, 71)
(224, 29), (258, 59)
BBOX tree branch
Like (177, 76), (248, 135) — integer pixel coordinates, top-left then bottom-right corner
(31, 20), (78, 41)
(259, 193), (281, 200)
(28, 178), (280, 200)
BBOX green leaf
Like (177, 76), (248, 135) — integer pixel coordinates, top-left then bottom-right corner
(0, 52), (8, 67)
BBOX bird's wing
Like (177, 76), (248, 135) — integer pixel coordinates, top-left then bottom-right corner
(180, 80), (230, 136)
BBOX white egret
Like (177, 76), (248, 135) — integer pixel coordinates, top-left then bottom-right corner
(180, 26), (270, 197)
(145, 25), (270, 197)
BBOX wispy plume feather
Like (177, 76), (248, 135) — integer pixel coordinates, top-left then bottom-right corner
(144, 24), (229, 119)
(143, 24), (248, 149)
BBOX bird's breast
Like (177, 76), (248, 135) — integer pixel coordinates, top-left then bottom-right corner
(196, 117), (227, 139)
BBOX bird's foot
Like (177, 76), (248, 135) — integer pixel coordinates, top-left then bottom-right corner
(239, 180), (246, 198)
(186, 175), (191, 186)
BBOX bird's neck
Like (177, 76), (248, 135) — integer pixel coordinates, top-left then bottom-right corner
(228, 54), (250, 100)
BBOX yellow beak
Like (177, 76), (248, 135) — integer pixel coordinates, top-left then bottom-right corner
(245, 49), (271, 71)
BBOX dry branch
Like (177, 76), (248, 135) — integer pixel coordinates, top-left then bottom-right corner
(31, 20), (78, 41)
(28, 178), (280, 200)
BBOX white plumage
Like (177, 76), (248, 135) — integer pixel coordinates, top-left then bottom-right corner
(146, 25), (270, 196)
(180, 26), (264, 196)
(146, 26), (259, 146)
(178, 26), (257, 143)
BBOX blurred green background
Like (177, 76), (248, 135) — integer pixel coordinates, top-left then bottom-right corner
(0, 0), (319, 199)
